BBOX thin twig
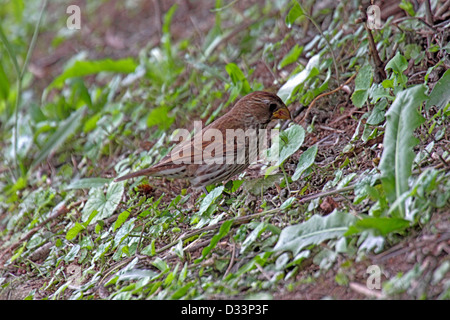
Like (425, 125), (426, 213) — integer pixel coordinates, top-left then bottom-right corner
(298, 73), (357, 123)
(349, 282), (386, 299)
(223, 241), (236, 278)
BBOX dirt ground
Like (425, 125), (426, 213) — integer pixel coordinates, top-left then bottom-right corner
(1, 0), (449, 300)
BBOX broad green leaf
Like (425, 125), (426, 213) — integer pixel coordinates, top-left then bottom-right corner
(277, 54), (320, 102)
(49, 58), (137, 89)
(285, 1), (305, 28)
(278, 44), (303, 69)
(274, 210), (356, 255)
(379, 85), (428, 216)
(426, 69), (450, 110)
(292, 145), (317, 181)
(31, 106), (86, 168)
(66, 178), (111, 190)
(354, 64), (374, 91)
(270, 124), (305, 167)
(385, 52), (408, 75)
(82, 182), (125, 224)
(345, 216), (410, 236)
(198, 185), (224, 215)
(366, 99), (388, 125)
(351, 64), (373, 108)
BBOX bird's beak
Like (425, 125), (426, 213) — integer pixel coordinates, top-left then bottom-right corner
(271, 106), (292, 120)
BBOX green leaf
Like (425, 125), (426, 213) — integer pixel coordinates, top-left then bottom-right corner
(379, 85), (428, 216)
(399, 0), (415, 16)
(146, 105), (175, 130)
(351, 64), (373, 108)
(285, 1), (305, 28)
(82, 182), (125, 224)
(278, 44), (303, 69)
(240, 222), (267, 253)
(225, 63), (251, 95)
(49, 58), (137, 89)
(274, 211), (356, 255)
(366, 99), (388, 125)
(114, 210), (131, 232)
(198, 219), (233, 261)
(292, 145), (317, 181)
(385, 52), (408, 75)
(0, 61), (10, 100)
(198, 186), (224, 215)
(426, 69), (450, 110)
(269, 124), (305, 167)
(31, 106), (86, 168)
(66, 178), (112, 190)
(66, 223), (85, 241)
(277, 54), (320, 102)
(345, 216), (410, 236)
(280, 197), (296, 210)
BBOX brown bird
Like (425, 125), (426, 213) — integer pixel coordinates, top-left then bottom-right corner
(115, 91), (291, 188)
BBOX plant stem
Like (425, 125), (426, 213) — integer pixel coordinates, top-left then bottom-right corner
(0, 0), (48, 178)
(305, 14), (340, 83)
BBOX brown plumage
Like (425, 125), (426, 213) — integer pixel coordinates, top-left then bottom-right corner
(115, 91), (291, 188)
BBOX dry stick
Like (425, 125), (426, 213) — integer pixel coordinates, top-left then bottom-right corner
(364, 24), (386, 81)
(298, 73), (357, 124)
(436, 0), (450, 18)
(349, 282), (386, 299)
(424, 0), (434, 58)
(223, 241), (236, 278)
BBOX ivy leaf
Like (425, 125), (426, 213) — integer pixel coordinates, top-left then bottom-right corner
(268, 124), (305, 169)
(385, 52), (408, 75)
(82, 182), (125, 224)
(351, 64), (373, 108)
(292, 145), (317, 181)
(198, 186), (224, 215)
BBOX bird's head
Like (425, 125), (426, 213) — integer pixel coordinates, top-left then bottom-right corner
(231, 91), (291, 128)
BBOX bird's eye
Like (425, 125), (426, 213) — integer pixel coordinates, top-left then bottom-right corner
(269, 103), (278, 112)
